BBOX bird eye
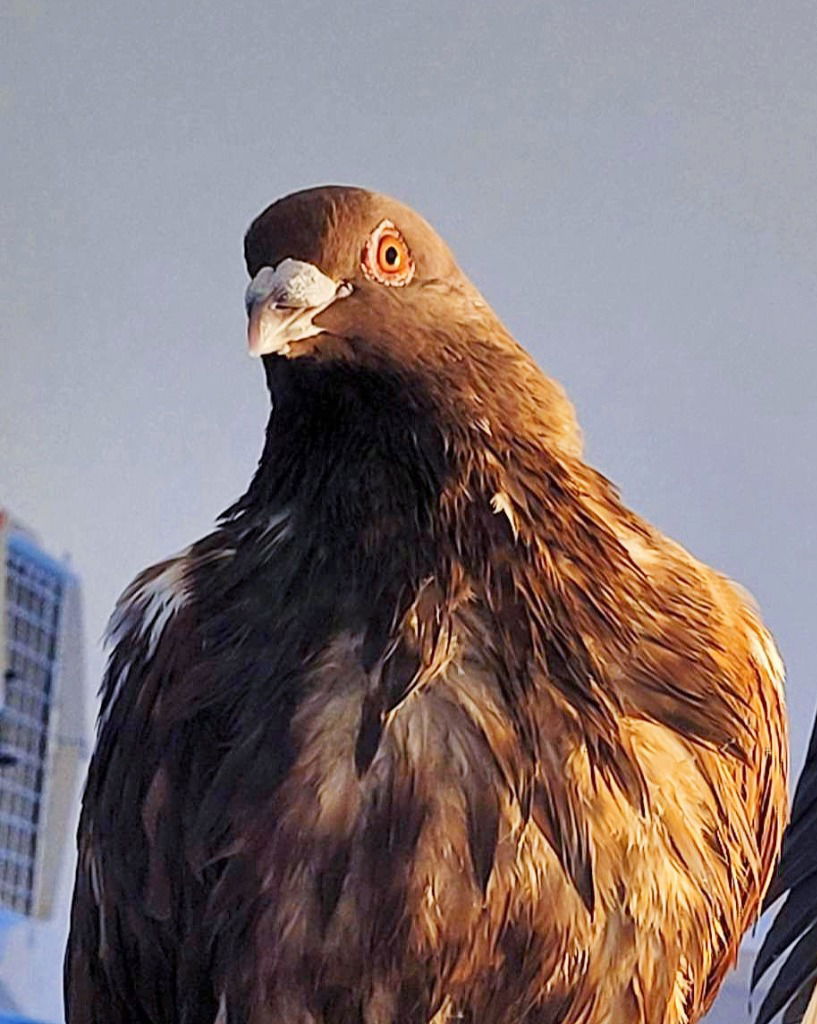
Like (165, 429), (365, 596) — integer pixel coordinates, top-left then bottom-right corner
(362, 220), (415, 286)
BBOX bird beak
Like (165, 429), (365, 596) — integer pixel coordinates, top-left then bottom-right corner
(244, 259), (352, 357)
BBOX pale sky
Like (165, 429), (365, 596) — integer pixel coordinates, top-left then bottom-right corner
(1, 2), (815, 1019)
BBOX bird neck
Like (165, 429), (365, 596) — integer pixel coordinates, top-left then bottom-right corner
(227, 358), (450, 565)
(230, 353), (589, 562)
(218, 356), (646, 751)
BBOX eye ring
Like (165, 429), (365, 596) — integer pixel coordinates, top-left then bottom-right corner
(361, 220), (415, 286)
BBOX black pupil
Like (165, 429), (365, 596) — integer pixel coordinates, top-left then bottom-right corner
(384, 244), (399, 266)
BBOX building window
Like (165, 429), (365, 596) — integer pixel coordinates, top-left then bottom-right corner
(2, 548), (63, 915)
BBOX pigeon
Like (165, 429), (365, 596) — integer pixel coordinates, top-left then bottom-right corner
(65, 185), (788, 1024)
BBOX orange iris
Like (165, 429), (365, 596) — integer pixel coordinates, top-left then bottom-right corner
(362, 221), (415, 286)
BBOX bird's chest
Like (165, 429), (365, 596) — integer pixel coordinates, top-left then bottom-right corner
(213, 619), (732, 1024)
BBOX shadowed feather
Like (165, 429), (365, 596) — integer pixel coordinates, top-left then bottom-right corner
(755, 713), (817, 1024)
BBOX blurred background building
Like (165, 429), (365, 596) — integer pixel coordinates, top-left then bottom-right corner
(0, 509), (87, 1023)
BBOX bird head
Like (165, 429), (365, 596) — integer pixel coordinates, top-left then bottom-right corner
(243, 185), (580, 456)
(243, 186), (485, 363)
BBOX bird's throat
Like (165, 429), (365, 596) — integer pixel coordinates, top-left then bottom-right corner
(239, 359), (451, 555)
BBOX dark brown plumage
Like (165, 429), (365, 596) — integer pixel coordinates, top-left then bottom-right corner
(66, 185), (789, 1024)
(754, 710), (817, 1024)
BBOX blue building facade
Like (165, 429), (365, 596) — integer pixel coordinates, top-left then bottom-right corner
(2, 530), (69, 916)
(0, 511), (86, 1022)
